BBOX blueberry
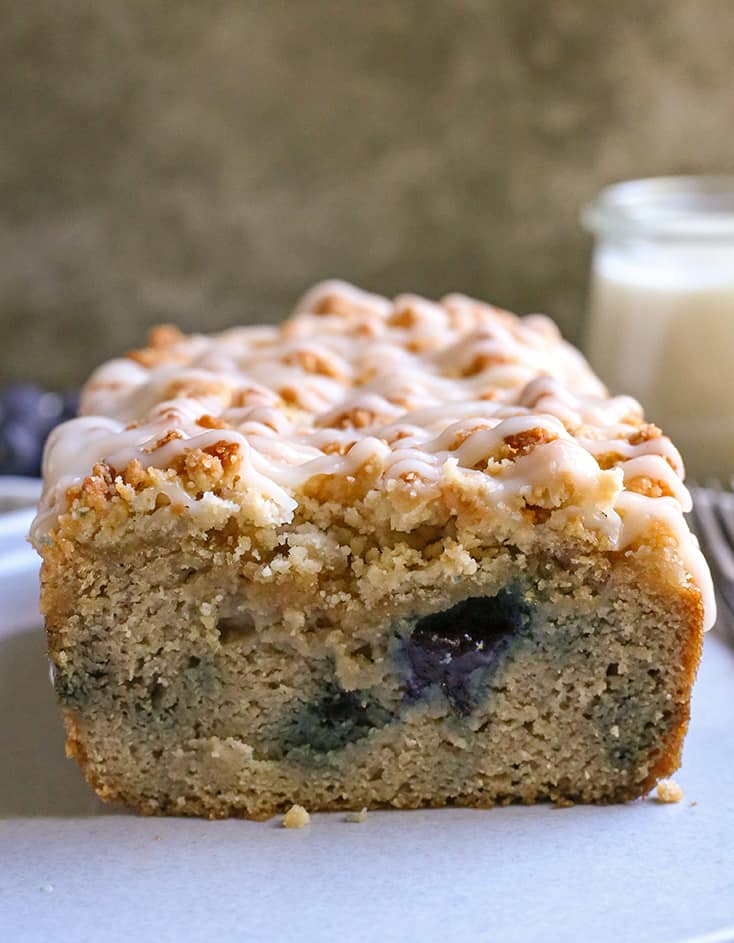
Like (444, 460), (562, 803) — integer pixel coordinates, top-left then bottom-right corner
(61, 389), (80, 421)
(0, 383), (43, 422)
(0, 384), (80, 476)
(0, 419), (44, 476)
(36, 392), (65, 427)
(400, 590), (530, 715)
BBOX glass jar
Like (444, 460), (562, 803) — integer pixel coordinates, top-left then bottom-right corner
(582, 176), (734, 480)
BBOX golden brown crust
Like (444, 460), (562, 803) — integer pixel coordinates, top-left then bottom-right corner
(640, 586), (704, 791)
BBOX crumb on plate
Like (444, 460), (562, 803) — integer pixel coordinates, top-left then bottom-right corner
(283, 804), (311, 829)
(345, 807), (368, 823)
(655, 779), (684, 804)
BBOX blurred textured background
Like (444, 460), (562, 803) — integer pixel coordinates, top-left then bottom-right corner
(2, 0), (733, 386)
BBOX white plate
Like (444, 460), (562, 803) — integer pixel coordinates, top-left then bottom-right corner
(1, 512), (733, 943)
(0, 475), (42, 515)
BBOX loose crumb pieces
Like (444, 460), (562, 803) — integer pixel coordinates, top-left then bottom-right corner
(283, 804), (311, 829)
(345, 807), (368, 823)
(656, 779), (684, 804)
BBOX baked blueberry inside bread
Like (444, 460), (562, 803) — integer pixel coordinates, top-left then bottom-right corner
(32, 281), (714, 818)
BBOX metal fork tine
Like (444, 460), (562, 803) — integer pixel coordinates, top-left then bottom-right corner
(689, 484), (734, 644)
(718, 580), (734, 617)
(691, 486), (734, 583)
(709, 480), (734, 551)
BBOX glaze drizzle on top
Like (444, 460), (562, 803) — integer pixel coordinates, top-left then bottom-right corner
(32, 280), (715, 629)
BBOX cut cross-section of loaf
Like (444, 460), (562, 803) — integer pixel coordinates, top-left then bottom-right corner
(32, 281), (713, 818)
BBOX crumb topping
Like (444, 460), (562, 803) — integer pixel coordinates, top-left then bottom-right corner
(31, 280), (714, 629)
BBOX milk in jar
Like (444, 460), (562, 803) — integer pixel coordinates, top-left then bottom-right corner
(583, 177), (734, 480)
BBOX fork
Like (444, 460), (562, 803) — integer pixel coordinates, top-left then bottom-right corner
(688, 482), (734, 643)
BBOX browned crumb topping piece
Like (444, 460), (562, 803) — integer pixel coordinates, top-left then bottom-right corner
(283, 804), (311, 828)
(655, 779), (684, 803)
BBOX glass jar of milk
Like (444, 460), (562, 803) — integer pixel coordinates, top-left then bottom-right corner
(583, 176), (734, 480)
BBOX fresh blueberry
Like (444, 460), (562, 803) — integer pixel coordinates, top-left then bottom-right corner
(400, 590), (530, 715)
(0, 419), (44, 476)
(0, 383), (80, 476)
(0, 383), (43, 422)
(61, 389), (80, 421)
(36, 391), (65, 427)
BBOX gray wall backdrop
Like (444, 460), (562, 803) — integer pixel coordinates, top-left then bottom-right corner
(2, 1), (733, 387)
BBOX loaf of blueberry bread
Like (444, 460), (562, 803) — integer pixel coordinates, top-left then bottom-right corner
(32, 281), (714, 818)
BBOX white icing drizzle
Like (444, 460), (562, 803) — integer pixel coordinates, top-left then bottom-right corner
(31, 279), (714, 630)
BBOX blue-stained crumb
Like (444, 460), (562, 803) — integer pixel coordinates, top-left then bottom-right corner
(274, 591), (532, 760)
(399, 589), (531, 715)
(278, 683), (393, 757)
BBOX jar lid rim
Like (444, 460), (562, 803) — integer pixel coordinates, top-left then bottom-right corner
(582, 176), (734, 241)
